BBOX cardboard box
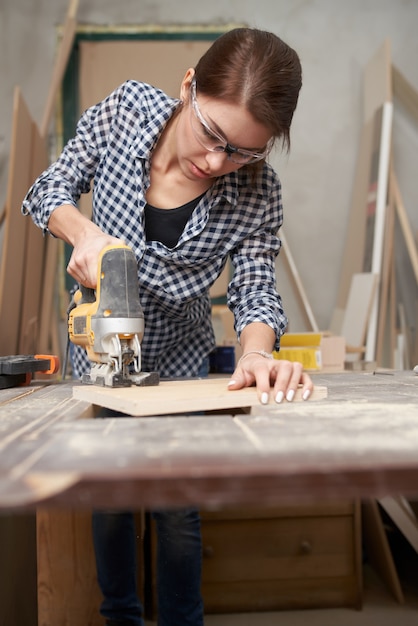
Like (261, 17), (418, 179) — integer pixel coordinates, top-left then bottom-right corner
(273, 333), (346, 372)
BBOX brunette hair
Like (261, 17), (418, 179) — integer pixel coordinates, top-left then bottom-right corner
(194, 28), (302, 152)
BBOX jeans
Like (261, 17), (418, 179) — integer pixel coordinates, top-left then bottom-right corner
(92, 508), (204, 626)
(92, 358), (208, 626)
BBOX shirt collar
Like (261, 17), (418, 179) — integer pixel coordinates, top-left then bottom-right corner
(130, 94), (180, 159)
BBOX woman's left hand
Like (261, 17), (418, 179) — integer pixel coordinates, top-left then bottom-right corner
(227, 353), (313, 405)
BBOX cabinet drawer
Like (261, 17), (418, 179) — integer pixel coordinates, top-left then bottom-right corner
(202, 515), (355, 582)
(147, 502), (362, 615)
(200, 502), (362, 612)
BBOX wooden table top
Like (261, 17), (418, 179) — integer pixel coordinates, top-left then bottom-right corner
(0, 370), (417, 511)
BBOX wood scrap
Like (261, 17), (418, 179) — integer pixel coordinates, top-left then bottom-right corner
(72, 378), (328, 417)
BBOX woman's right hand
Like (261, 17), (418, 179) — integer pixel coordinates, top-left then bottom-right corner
(48, 204), (125, 288)
(67, 229), (124, 288)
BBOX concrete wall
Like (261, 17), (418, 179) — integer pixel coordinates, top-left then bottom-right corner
(1, 0), (417, 331)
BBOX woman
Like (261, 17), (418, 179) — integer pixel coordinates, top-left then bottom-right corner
(23, 27), (312, 626)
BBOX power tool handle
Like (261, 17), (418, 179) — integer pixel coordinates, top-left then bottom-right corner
(78, 284), (96, 304)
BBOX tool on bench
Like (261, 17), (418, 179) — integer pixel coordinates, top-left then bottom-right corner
(68, 244), (159, 388)
(0, 354), (60, 389)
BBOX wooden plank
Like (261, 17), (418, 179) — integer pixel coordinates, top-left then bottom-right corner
(341, 273), (378, 361)
(37, 236), (60, 354)
(37, 509), (145, 626)
(392, 172), (418, 285)
(375, 168), (396, 367)
(361, 499), (404, 603)
(335, 39), (392, 316)
(388, 252), (397, 368)
(392, 175), (418, 369)
(19, 123), (49, 354)
(379, 495), (418, 553)
(72, 377), (327, 416)
(34, 0), (79, 357)
(280, 230), (319, 332)
(40, 0), (79, 137)
(392, 64), (418, 125)
(37, 509), (102, 626)
(335, 118), (374, 312)
(0, 88), (34, 356)
(363, 38), (392, 123)
(364, 101), (393, 362)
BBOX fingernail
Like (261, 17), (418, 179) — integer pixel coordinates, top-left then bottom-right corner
(275, 390), (284, 404)
(302, 389), (311, 401)
(286, 389), (295, 402)
(261, 392), (269, 405)
(227, 380), (237, 386)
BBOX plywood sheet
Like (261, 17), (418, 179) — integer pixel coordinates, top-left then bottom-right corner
(72, 377), (327, 416)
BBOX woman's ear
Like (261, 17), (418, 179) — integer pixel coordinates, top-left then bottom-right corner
(179, 68), (195, 102)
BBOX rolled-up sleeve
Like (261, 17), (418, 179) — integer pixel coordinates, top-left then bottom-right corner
(21, 85), (122, 233)
(227, 175), (287, 350)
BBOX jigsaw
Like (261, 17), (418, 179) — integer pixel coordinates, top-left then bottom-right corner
(68, 244), (159, 388)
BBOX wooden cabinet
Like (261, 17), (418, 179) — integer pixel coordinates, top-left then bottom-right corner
(200, 502), (362, 613)
(147, 501), (362, 617)
(34, 502), (361, 624)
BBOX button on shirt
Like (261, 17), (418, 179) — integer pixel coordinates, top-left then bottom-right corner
(22, 80), (288, 378)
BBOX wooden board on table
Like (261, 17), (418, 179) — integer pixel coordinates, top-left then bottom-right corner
(72, 377), (328, 417)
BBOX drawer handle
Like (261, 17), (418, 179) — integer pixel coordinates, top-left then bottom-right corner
(299, 540), (312, 554)
(203, 545), (214, 558)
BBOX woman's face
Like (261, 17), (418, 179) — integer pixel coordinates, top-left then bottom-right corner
(176, 73), (273, 183)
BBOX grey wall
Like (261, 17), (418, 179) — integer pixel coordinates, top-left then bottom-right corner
(1, 0), (417, 331)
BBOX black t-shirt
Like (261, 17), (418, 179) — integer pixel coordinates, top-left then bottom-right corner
(144, 194), (204, 248)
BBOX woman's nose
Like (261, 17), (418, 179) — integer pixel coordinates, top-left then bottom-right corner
(205, 151), (229, 170)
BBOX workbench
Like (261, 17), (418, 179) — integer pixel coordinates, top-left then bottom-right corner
(1, 370), (417, 510)
(1, 370), (418, 625)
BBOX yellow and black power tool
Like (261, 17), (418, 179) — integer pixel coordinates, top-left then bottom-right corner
(68, 244), (159, 387)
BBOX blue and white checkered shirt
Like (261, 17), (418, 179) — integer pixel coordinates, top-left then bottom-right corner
(22, 80), (288, 378)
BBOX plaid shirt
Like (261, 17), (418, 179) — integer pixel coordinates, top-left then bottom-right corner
(22, 80), (288, 378)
